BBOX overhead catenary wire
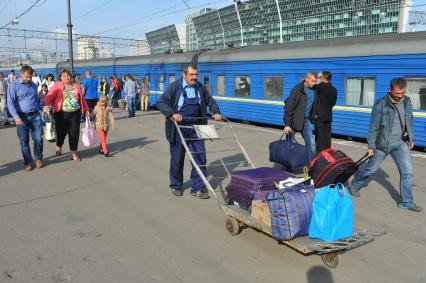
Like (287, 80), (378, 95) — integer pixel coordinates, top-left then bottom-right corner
(94, 0), (229, 35)
(0, 0), (48, 29)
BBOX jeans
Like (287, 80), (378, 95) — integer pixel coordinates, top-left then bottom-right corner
(350, 140), (413, 202)
(127, 96), (136, 117)
(112, 90), (120, 108)
(16, 112), (43, 165)
(169, 127), (207, 192)
(301, 119), (316, 162)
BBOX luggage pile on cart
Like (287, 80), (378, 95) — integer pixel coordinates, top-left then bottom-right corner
(173, 117), (384, 268)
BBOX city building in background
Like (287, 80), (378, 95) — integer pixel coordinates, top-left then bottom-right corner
(185, 8), (213, 51)
(129, 39), (151, 56)
(146, 24), (187, 54)
(77, 36), (100, 60)
(189, 0), (406, 50)
(99, 48), (114, 59)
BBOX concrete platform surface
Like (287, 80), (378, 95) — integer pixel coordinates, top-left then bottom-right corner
(0, 110), (425, 283)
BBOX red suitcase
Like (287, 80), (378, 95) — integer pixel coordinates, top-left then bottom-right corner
(308, 148), (369, 188)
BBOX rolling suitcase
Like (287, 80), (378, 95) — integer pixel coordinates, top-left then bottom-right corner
(308, 148), (369, 188)
(267, 184), (316, 241)
(227, 167), (293, 210)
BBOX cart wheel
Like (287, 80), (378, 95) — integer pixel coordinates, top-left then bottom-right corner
(321, 253), (339, 268)
(226, 217), (241, 236)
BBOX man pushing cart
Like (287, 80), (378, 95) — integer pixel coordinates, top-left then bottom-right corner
(157, 63), (222, 199)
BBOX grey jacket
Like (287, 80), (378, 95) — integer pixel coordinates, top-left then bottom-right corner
(368, 94), (414, 151)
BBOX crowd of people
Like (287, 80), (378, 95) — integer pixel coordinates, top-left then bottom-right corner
(1, 63), (421, 211)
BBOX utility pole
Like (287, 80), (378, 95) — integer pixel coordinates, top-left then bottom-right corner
(234, 0), (244, 46)
(67, 0), (74, 74)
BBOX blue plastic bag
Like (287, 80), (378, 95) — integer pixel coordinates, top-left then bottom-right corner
(308, 183), (354, 242)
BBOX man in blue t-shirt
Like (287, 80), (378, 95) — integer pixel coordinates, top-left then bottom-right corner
(82, 70), (99, 111)
(284, 71), (318, 162)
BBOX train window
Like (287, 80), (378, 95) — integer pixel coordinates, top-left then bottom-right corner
(204, 76), (212, 94)
(169, 74), (176, 84)
(264, 77), (283, 99)
(158, 75), (164, 91)
(345, 78), (375, 106)
(234, 76), (251, 97)
(406, 78), (426, 110)
(216, 75), (226, 96)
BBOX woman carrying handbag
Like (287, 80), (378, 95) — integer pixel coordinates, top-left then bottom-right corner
(44, 69), (90, 162)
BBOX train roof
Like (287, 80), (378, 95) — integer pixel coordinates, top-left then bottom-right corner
(68, 51), (199, 68)
(2, 32), (425, 71)
(198, 31), (426, 63)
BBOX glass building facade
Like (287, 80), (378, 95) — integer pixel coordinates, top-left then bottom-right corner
(146, 24), (186, 54)
(185, 8), (213, 52)
(190, 0), (404, 50)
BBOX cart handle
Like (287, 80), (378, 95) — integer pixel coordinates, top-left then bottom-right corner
(169, 116), (230, 123)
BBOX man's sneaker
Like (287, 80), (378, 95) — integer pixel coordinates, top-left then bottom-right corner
(172, 189), (183, 197)
(190, 189), (210, 199)
(198, 189), (210, 199)
(398, 201), (423, 212)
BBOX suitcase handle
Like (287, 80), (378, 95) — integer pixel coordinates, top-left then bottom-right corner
(354, 153), (370, 167)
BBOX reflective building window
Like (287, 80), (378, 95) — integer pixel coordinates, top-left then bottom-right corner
(234, 76), (251, 97)
(406, 78), (426, 110)
(204, 76), (212, 94)
(345, 78), (375, 106)
(158, 75), (164, 91)
(169, 74), (176, 84)
(216, 75), (226, 96)
(264, 76), (283, 99)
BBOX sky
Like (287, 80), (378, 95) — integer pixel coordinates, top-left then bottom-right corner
(0, 0), (425, 58)
(0, 0), (228, 38)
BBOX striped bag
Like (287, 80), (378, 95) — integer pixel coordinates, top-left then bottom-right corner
(267, 184), (315, 241)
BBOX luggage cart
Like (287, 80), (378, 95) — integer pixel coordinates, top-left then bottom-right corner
(173, 117), (385, 268)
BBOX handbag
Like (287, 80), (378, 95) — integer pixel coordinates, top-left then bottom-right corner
(308, 183), (354, 242)
(269, 133), (309, 168)
(81, 116), (97, 147)
(43, 112), (56, 142)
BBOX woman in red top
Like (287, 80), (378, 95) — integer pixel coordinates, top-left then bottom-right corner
(44, 69), (90, 162)
(110, 75), (121, 108)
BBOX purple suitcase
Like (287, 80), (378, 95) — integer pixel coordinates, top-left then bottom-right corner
(227, 167), (294, 210)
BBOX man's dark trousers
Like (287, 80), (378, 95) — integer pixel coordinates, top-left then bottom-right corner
(169, 127), (207, 192)
(316, 119), (332, 153)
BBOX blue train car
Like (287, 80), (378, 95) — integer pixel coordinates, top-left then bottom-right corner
(197, 32), (426, 147)
(2, 32), (425, 147)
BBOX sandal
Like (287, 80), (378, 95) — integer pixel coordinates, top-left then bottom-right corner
(55, 147), (62, 156)
(71, 153), (81, 162)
